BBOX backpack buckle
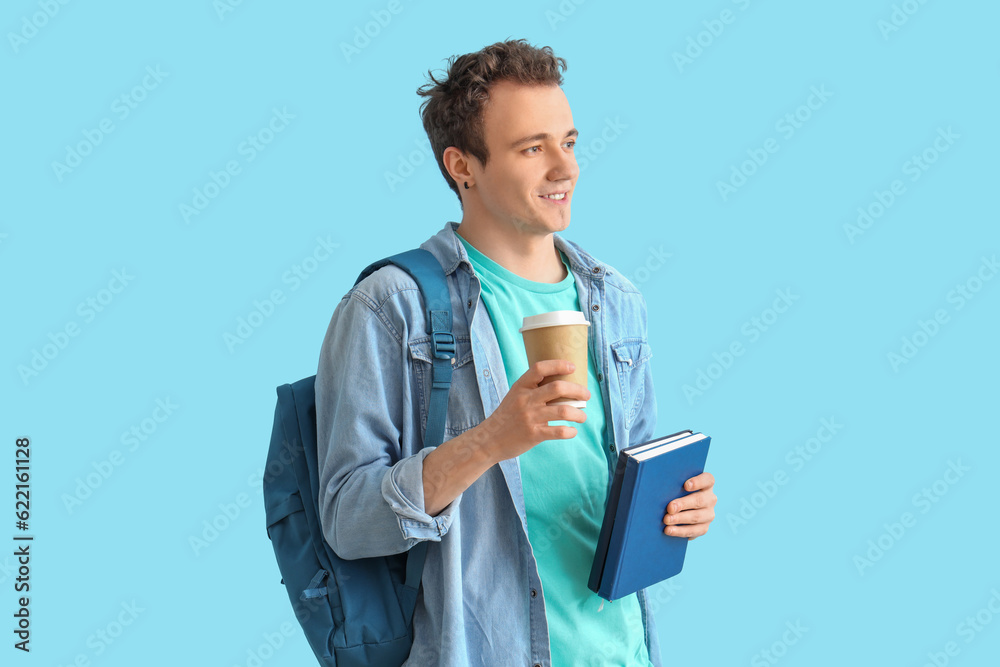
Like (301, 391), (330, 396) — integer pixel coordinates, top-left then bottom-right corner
(431, 331), (455, 360)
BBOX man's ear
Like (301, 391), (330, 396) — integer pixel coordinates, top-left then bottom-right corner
(443, 146), (475, 189)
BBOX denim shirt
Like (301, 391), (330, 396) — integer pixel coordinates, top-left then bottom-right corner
(315, 221), (661, 667)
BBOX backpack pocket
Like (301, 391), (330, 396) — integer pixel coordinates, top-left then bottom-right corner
(266, 490), (344, 660)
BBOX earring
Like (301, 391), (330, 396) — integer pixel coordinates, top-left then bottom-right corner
(464, 181), (470, 190)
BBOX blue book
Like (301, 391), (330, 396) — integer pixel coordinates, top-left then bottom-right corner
(588, 430), (712, 601)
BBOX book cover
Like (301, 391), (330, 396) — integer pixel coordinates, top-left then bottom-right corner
(588, 431), (711, 600)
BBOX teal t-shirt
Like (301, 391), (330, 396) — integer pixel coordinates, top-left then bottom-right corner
(457, 234), (652, 667)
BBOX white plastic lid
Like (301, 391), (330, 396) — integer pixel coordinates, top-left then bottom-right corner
(518, 310), (590, 333)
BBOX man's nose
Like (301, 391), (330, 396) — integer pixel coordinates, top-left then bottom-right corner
(549, 145), (579, 182)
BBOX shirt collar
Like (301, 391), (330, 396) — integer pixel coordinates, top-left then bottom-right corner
(420, 221), (605, 281)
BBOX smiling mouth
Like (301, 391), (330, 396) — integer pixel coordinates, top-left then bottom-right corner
(539, 192), (569, 204)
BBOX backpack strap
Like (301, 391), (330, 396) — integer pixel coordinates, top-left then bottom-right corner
(355, 248), (455, 451)
(355, 248), (454, 617)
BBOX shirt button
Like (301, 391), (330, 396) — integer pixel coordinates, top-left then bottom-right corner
(530, 588), (537, 598)
(592, 266), (601, 274)
(467, 299), (472, 308)
(592, 304), (600, 312)
(610, 444), (617, 454)
(484, 369), (491, 377)
(597, 372), (603, 382)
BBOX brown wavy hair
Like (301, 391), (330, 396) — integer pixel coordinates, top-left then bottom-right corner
(416, 38), (568, 207)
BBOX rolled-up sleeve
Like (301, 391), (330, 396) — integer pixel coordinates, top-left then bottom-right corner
(381, 448), (459, 540)
(315, 281), (461, 560)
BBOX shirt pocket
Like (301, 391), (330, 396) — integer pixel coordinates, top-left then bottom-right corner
(610, 338), (652, 431)
(408, 335), (480, 439)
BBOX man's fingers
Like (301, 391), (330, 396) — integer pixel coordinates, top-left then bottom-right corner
(537, 423), (578, 441)
(663, 521), (710, 539)
(520, 359), (577, 386)
(683, 471), (715, 492)
(541, 402), (587, 425)
(539, 379), (591, 403)
(666, 488), (717, 514)
(663, 508), (715, 526)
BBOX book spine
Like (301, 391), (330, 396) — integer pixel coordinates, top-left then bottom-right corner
(588, 449), (630, 593)
(601, 455), (644, 599)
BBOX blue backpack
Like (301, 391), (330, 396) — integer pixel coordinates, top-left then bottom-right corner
(263, 249), (456, 666)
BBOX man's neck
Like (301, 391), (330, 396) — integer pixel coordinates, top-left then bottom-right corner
(455, 219), (567, 283)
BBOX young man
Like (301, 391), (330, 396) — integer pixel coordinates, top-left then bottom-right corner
(315, 39), (717, 666)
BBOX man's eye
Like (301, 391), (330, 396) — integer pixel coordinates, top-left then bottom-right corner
(565, 141), (576, 149)
(525, 146), (541, 154)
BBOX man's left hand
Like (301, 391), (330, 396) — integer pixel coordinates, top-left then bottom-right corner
(663, 472), (716, 541)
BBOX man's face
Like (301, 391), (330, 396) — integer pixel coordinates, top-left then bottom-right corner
(471, 80), (579, 237)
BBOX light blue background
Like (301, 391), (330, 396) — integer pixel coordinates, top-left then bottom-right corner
(4, 1), (998, 665)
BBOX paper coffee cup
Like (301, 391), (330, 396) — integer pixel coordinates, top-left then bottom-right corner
(519, 310), (590, 408)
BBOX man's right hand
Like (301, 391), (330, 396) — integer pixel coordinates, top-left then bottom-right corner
(483, 359), (590, 463)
